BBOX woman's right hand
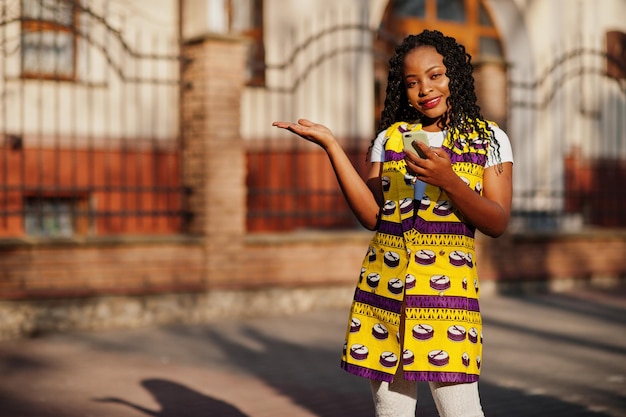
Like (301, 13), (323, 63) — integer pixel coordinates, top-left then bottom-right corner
(272, 119), (337, 150)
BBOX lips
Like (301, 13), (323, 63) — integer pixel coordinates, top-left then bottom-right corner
(420, 96), (441, 110)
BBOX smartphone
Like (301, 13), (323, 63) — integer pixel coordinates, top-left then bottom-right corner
(402, 131), (429, 158)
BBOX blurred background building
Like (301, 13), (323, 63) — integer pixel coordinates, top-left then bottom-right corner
(1, 0), (624, 337)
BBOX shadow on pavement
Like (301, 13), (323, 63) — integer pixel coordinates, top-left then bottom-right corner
(0, 393), (57, 417)
(482, 315), (626, 356)
(184, 324), (619, 417)
(166, 323), (377, 417)
(479, 382), (617, 417)
(2, 285), (623, 417)
(0, 353), (61, 417)
(94, 379), (249, 417)
(496, 287), (626, 327)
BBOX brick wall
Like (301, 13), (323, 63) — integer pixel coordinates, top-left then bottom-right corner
(477, 232), (626, 285)
(0, 238), (206, 300)
(238, 231), (626, 292)
(181, 34), (248, 285)
(1, 230), (625, 338)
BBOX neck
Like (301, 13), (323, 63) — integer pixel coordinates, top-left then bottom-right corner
(421, 117), (446, 132)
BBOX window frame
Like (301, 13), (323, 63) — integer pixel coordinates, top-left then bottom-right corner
(226, 0), (265, 86)
(384, 0), (503, 59)
(606, 30), (626, 80)
(20, 0), (78, 81)
(24, 194), (91, 237)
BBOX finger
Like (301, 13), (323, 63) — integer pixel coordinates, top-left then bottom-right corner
(414, 141), (432, 157)
(272, 121), (287, 127)
(297, 118), (316, 127)
(404, 148), (420, 161)
(272, 122), (309, 138)
(429, 147), (444, 158)
(430, 146), (449, 159)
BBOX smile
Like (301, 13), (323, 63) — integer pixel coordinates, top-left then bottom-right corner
(420, 97), (441, 110)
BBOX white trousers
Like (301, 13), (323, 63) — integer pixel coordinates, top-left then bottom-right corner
(370, 372), (485, 417)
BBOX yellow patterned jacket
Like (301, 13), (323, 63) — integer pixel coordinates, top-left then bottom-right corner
(341, 121), (491, 383)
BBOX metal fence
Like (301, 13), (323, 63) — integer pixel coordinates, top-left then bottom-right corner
(245, 24), (626, 233)
(0, 0), (186, 238)
(3, 2), (624, 237)
(508, 40), (626, 232)
(244, 20), (379, 232)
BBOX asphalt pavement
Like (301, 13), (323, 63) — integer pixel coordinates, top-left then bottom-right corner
(0, 284), (625, 417)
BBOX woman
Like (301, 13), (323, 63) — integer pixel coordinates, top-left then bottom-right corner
(273, 30), (513, 417)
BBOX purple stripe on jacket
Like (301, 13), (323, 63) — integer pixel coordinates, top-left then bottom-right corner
(354, 288), (403, 313)
(341, 362), (395, 382)
(385, 150), (405, 162)
(412, 217), (475, 237)
(379, 218), (475, 237)
(378, 220), (404, 236)
(405, 295), (480, 311)
(444, 147), (487, 165)
(404, 370), (479, 383)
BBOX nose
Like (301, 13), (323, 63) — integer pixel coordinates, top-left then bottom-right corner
(419, 80), (433, 97)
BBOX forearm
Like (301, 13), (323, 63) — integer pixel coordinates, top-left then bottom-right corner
(447, 186), (508, 236)
(324, 141), (381, 230)
(442, 169), (512, 237)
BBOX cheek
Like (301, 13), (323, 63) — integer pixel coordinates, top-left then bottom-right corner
(406, 89), (416, 99)
(440, 78), (451, 95)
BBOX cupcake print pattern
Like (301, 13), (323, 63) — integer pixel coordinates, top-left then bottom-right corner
(341, 121), (489, 384)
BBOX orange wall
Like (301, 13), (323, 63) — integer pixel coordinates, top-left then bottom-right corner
(246, 147), (369, 232)
(0, 147), (182, 237)
(565, 149), (626, 227)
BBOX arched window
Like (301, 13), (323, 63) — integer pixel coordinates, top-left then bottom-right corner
(383, 0), (503, 59)
(374, 0), (506, 127)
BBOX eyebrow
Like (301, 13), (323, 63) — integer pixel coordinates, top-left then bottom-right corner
(404, 65), (444, 79)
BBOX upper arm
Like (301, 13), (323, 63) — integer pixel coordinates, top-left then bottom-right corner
(366, 162), (384, 207)
(482, 161), (513, 223)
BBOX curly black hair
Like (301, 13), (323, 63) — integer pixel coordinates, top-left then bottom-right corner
(373, 30), (501, 167)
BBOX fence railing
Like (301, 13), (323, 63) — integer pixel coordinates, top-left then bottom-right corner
(0, 0), (187, 238)
(3, 3), (624, 237)
(508, 41), (626, 232)
(245, 26), (626, 233)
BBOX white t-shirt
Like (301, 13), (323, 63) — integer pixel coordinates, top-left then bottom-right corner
(370, 125), (514, 166)
(370, 125), (513, 200)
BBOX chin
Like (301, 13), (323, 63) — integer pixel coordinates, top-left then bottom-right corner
(419, 109), (447, 123)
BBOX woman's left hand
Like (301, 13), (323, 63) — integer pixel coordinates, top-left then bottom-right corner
(406, 140), (513, 238)
(404, 142), (456, 187)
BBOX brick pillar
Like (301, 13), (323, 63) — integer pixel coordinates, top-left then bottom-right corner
(182, 35), (248, 286)
(473, 57), (508, 132)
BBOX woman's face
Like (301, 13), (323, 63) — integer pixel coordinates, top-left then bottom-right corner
(403, 46), (450, 128)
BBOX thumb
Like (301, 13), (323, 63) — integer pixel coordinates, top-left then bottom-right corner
(297, 118), (315, 127)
